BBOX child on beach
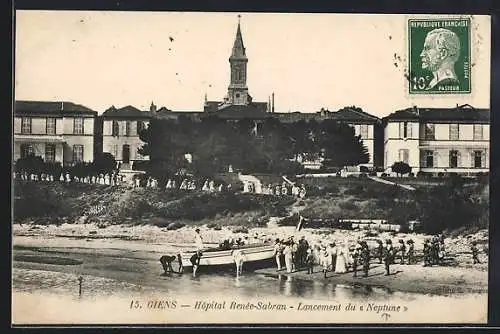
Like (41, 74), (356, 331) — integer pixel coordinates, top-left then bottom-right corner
(305, 248), (314, 274)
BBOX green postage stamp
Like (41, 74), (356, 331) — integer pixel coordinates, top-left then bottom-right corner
(408, 18), (471, 94)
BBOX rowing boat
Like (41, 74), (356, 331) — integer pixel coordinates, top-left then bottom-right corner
(181, 242), (275, 269)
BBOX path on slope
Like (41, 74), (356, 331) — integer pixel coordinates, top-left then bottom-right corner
(368, 176), (415, 191)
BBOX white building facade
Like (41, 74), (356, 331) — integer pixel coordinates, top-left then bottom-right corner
(383, 105), (490, 176)
(100, 105), (153, 170)
(14, 101), (97, 166)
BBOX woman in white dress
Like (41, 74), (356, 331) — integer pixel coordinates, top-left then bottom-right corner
(283, 243), (293, 273)
(335, 244), (348, 273)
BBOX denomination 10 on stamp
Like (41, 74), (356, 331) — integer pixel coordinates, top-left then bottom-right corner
(408, 18), (471, 94)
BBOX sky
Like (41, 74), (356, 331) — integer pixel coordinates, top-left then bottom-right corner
(14, 11), (491, 117)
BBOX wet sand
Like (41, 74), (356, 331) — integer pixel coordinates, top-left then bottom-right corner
(256, 262), (487, 295)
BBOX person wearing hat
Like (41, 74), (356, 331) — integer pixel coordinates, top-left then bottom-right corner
(471, 241), (481, 264)
(194, 228), (204, 252)
(406, 239), (415, 265)
(305, 247), (314, 274)
(351, 244), (361, 277)
(361, 241), (371, 278)
(398, 239), (406, 264)
(383, 239), (393, 275)
(423, 239), (431, 267)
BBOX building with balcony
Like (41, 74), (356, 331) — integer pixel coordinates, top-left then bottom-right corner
(13, 100), (97, 165)
(98, 104), (154, 170)
(383, 104), (490, 176)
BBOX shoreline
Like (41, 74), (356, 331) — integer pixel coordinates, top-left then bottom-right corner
(12, 222), (488, 297)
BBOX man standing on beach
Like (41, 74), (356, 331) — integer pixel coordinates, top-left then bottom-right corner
(471, 241), (481, 264)
(398, 239), (406, 264)
(194, 228), (204, 251)
(376, 240), (384, 264)
(406, 240), (415, 265)
(361, 241), (371, 278)
(384, 240), (393, 276)
(273, 239), (283, 271)
(352, 244), (361, 278)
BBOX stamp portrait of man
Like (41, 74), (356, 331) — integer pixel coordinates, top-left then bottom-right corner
(419, 28), (461, 90)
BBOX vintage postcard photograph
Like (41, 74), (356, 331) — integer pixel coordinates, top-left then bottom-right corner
(12, 11), (491, 325)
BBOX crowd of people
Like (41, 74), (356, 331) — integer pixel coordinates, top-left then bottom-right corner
(269, 233), (467, 278)
(261, 181), (307, 198)
(14, 170), (125, 186)
(244, 181), (307, 198)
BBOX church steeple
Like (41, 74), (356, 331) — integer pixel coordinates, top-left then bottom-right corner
(230, 15), (247, 60)
(227, 15), (249, 106)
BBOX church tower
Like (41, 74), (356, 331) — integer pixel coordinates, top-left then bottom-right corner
(227, 15), (249, 105)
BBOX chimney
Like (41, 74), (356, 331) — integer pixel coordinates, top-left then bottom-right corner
(272, 92), (275, 113)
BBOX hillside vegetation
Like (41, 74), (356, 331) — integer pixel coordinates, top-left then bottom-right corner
(13, 175), (488, 235)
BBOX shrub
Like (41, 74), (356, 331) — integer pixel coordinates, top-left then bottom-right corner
(166, 222), (185, 230)
(391, 161), (411, 177)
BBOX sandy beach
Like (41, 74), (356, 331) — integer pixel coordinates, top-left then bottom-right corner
(12, 222), (488, 296)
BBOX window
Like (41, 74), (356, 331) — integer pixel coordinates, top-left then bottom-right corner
(73, 118), (84, 134)
(449, 124), (459, 140)
(125, 121), (131, 136)
(399, 149), (409, 164)
(424, 150), (434, 168)
(21, 117), (31, 134)
(424, 124), (435, 140)
(20, 143), (34, 158)
(137, 121), (145, 134)
(46, 118), (56, 135)
(360, 124), (369, 138)
(473, 124), (483, 140)
(473, 151), (483, 168)
(72, 145), (84, 163)
(112, 120), (119, 136)
(449, 150), (459, 168)
(45, 144), (56, 162)
(399, 122), (412, 138)
(113, 144), (119, 158)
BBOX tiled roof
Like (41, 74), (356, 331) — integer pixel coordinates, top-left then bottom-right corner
(384, 104), (490, 123)
(334, 106), (380, 122)
(14, 100), (97, 116)
(102, 105), (153, 118)
(206, 104), (271, 119)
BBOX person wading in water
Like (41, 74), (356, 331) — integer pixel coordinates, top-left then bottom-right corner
(190, 250), (202, 277)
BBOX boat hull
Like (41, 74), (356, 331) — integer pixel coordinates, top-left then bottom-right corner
(181, 243), (275, 269)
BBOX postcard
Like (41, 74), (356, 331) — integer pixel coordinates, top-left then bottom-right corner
(12, 11), (490, 325)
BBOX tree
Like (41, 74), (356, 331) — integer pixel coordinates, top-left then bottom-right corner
(93, 152), (117, 175)
(391, 161), (411, 177)
(319, 120), (370, 168)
